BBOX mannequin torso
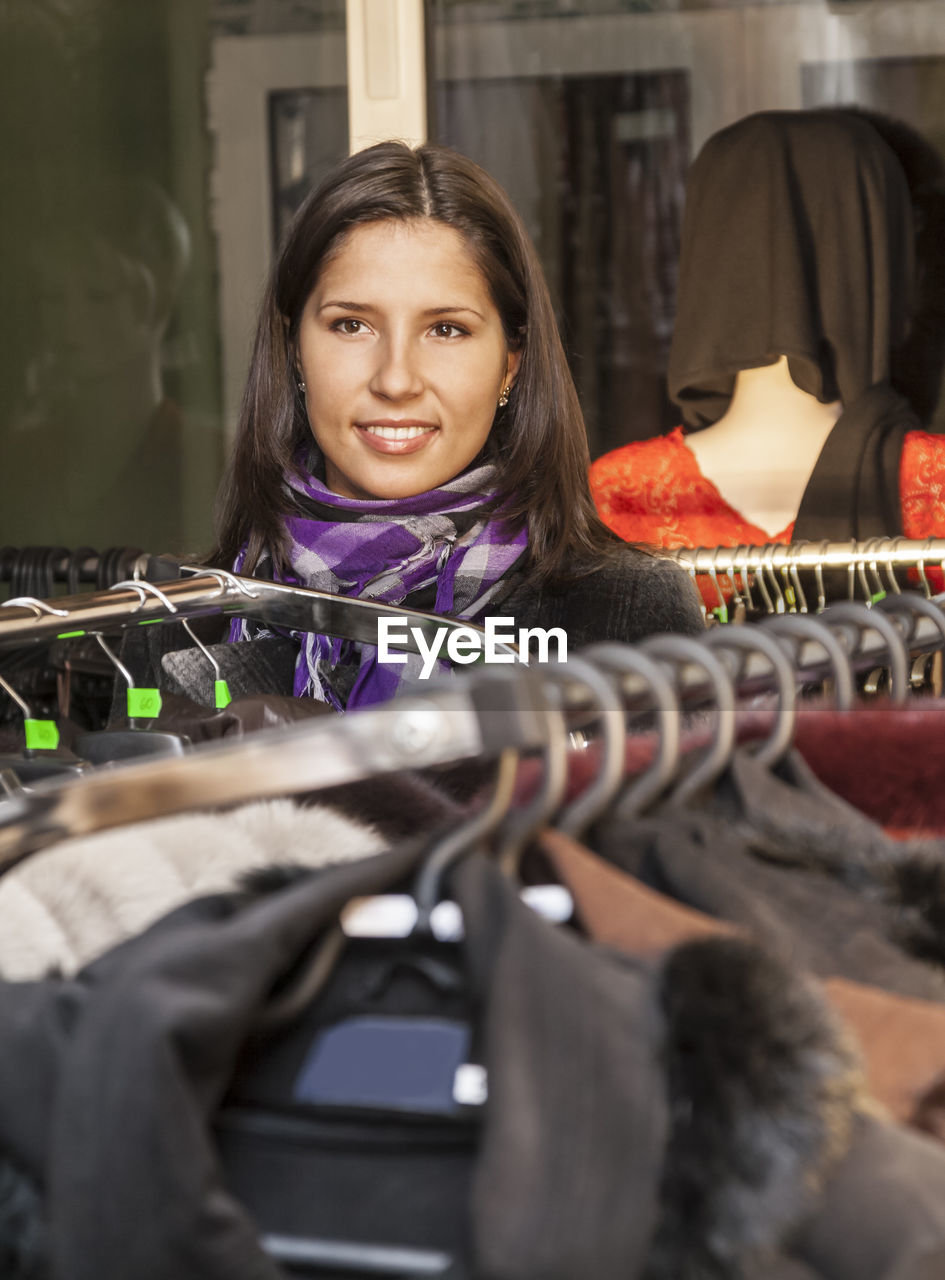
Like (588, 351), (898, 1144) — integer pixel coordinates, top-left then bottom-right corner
(683, 357), (841, 536)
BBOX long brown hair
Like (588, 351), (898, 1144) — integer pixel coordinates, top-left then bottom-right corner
(211, 140), (616, 581)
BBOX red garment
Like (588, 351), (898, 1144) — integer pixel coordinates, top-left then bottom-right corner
(591, 426), (945, 547)
(590, 427), (945, 605)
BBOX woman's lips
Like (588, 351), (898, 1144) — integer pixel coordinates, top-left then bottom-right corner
(355, 422), (439, 455)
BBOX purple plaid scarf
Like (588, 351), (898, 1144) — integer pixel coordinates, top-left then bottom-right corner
(229, 462), (528, 709)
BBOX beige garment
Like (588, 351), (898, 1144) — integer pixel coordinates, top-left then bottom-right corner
(0, 799), (387, 980)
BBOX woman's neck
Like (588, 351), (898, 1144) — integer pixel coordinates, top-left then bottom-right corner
(683, 356), (841, 535)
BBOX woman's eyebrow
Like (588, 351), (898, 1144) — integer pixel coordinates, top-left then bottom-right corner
(422, 305), (485, 320)
(317, 301), (486, 320)
(317, 299), (374, 313)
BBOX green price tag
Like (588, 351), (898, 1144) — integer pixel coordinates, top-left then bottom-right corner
(127, 688), (162, 719)
(56, 630), (86, 640)
(214, 679), (232, 709)
(871, 590), (887, 604)
(24, 719), (60, 751)
(712, 605), (729, 625)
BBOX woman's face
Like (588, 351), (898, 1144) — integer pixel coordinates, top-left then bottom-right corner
(296, 218), (520, 501)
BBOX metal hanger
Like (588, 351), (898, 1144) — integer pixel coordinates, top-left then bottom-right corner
(872, 536), (902, 597)
(490, 668), (569, 877)
(875, 591), (945, 695)
(819, 600), (911, 704)
(585, 643), (682, 820)
(876, 591), (945, 646)
(174, 620), (233, 709)
(812, 540), (830, 612)
(856, 538), (887, 604)
(706, 549), (729, 624)
(703, 625), (797, 767)
(1, 595), (69, 619)
(412, 747), (521, 933)
(913, 538), (934, 599)
(412, 655), (629, 922)
(639, 633), (736, 803)
(761, 543), (787, 614)
(171, 569), (257, 707)
(178, 565), (261, 600)
(733, 544), (757, 613)
(72, 633), (187, 763)
(0, 668), (82, 788)
(785, 540), (809, 614)
(762, 613), (856, 711)
(752, 548), (775, 614)
(548, 656), (628, 840)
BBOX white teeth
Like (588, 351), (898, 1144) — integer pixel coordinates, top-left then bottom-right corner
(364, 424), (435, 440)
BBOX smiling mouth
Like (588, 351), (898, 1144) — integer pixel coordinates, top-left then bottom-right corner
(361, 423), (437, 440)
(355, 422), (440, 456)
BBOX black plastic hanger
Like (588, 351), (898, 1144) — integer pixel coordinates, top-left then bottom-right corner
(73, 633), (187, 764)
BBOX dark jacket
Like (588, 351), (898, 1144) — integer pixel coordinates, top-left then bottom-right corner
(502, 547), (704, 649)
(4, 846), (928, 1280)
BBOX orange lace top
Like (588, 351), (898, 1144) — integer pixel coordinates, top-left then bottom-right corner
(590, 426), (945, 603)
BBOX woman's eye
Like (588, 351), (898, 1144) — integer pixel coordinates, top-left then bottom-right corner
(334, 317), (367, 335)
(431, 322), (466, 339)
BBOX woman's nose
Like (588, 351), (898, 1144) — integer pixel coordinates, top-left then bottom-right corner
(369, 336), (424, 400)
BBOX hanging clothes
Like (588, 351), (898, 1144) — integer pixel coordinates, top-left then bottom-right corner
(791, 701), (945, 838)
(0, 840), (887, 1280)
(542, 828), (945, 1137)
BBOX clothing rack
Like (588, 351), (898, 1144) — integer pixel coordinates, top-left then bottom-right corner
(1, 582), (944, 868)
(0, 669), (545, 870)
(0, 545), (181, 597)
(667, 536), (945, 612)
(0, 568), (514, 657)
(0, 565), (941, 700)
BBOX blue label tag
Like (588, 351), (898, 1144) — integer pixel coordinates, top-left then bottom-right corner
(294, 1017), (474, 1115)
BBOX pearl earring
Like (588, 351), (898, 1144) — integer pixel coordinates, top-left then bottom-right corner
(498, 385), (510, 408)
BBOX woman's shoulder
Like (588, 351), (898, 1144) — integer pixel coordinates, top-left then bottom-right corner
(500, 547), (705, 648)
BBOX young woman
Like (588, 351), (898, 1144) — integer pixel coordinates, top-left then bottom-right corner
(210, 141), (703, 709)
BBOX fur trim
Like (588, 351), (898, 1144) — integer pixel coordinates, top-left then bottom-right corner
(0, 799), (387, 981)
(889, 855), (945, 970)
(644, 937), (862, 1279)
(305, 769), (463, 841)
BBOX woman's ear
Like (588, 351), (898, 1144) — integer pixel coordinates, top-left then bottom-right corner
(505, 345), (523, 390)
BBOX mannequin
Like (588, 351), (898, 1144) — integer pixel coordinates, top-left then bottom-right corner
(590, 109), (945, 566)
(683, 357), (840, 536)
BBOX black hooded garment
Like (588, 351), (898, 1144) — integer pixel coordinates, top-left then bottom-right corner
(667, 108), (921, 541)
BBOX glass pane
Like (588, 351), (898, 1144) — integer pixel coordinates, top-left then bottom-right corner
(208, 15), (348, 450)
(0, 0), (348, 566)
(0, 1), (223, 558)
(430, 2), (736, 457)
(430, 0), (945, 451)
(270, 88), (350, 250)
(438, 70), (689, 458)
